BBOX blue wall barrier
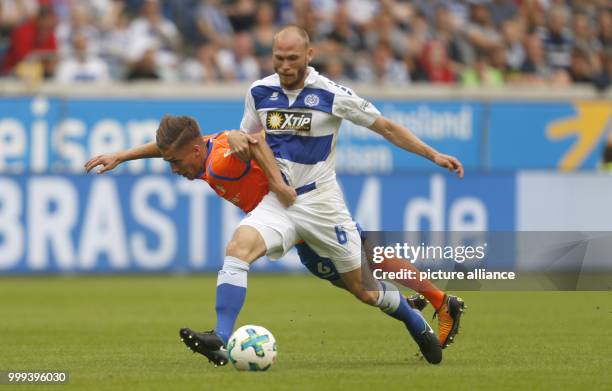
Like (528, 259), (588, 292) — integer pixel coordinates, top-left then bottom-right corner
(1, 95), (611, 274)
(0, 173), (514, 274)
(487, 101), (612, 170)
(336, 101), (482, 172)
(0, 97), (244, 174)
(2, 172), (611, 274)
(2, 96), (609, 173)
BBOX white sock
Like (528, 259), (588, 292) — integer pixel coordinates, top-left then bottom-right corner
(375, 280), (401, 314)
(217, 256), (250, 287)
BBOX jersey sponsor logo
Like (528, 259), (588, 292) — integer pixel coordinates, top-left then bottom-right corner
(266, 111), (312, 131)
(270, 91), (279, 101)
(304, 94), (320, 107)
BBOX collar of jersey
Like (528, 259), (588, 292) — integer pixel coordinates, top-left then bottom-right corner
(304, 66), (318, 86)
(197, 137), (214, 178)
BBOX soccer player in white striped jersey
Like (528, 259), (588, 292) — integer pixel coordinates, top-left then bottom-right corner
(193, 26), (464, 366)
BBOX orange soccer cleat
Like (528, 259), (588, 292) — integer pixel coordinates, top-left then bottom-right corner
(434, 295), (466, 348)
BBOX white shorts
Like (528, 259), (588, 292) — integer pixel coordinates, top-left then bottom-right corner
(239, 181), (362, 274)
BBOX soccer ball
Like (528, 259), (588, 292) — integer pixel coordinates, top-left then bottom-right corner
(227, 325), (277, 371)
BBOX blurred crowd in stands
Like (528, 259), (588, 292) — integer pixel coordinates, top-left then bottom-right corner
(0, 0), (610, 88)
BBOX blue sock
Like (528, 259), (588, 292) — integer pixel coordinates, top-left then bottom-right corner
(376, 281), (428, 338)
(214, 257), (250, 344)
(391, 296), (430, 339)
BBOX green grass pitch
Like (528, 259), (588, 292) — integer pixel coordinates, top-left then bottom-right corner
(1, 275), (610, 390)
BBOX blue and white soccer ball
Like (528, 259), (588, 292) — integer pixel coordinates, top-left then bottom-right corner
(227, 325), (277, 371)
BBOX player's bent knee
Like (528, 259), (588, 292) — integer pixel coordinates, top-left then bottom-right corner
(225, 240), (250, 261)
(225, 239), (265, 262)
(225, 226), (267, 262)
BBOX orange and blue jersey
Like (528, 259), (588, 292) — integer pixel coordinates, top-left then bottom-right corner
(198, 131), (269, 213)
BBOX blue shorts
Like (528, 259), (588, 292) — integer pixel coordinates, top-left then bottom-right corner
(296, 242), (341, 282)
(297, 224), (365, 282)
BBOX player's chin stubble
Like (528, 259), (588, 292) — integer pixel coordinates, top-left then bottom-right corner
(282, 67), (307, 89)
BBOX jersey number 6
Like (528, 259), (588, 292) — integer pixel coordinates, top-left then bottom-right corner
(335, 225), (348, 245)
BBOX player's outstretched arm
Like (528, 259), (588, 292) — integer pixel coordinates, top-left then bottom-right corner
(369, 117), (464, 178)
(247, 132), (297, 207)
(84, 141), (162, 174)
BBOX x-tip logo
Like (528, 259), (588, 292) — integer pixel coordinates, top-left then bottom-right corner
(266, 111), (312, 131)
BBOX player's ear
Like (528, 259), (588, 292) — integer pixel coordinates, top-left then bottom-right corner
(192, 143), (202, 156)
(306, 47), (313, 63)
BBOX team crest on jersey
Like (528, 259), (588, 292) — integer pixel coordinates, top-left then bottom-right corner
(304, 94), (319, 107)
(266, 111), (312, 131)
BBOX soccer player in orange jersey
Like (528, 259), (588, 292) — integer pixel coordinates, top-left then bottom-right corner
(85, 115), (464, 356)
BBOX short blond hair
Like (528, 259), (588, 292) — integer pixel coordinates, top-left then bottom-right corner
(273, 25), (311, 48)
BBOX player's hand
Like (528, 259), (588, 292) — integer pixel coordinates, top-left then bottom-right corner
(433, 153), (464, 178)
(84, 152), (124, 174)
(273, 183), (297, 208)
(227, 130), (258, 162)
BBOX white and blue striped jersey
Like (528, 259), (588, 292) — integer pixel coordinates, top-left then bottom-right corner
(240, 67), (381, 189)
